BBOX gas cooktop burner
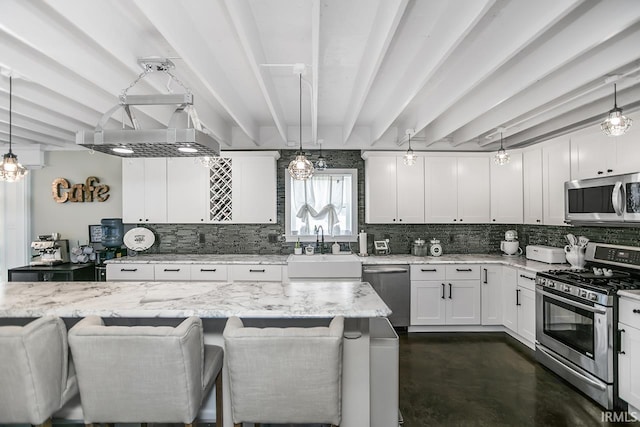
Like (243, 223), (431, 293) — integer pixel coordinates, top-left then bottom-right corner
(538, 268), (640, 297)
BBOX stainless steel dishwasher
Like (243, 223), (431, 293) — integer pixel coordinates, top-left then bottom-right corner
(362, 265), (410, 328)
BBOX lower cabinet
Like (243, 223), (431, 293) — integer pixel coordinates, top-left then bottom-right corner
(481, 265), (502, 325)
(411, 265), (481, 325)
(107, 263), (230, 282)
(618, 296), (640, 410)
(502, 267), (536, 347)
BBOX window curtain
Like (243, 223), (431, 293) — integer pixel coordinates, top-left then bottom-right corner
(292, 174), (345, 235)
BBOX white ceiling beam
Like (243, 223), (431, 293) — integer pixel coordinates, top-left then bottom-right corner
(0, 122), (69, 146)
(418, 0), (640, 145)
(342, 0), (408, 145)
(134, 0), (260, 145)
(0, 108), (74, 141)
(0, 131), (65, 148)
(310, 0), (320, 146)
(223, 0), (287, 144)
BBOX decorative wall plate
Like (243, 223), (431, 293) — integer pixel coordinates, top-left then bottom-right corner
(123, 227), (155, 251)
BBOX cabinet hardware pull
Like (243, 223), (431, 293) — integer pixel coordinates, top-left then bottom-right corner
(441, 283), (445, 299)
(121, 268), (137, 272)
(597, 171), (604, 175)
(516, 289), (521, 306)
(483, 268), (488, 284)
(607, 169), (613, 173)
(633, 309), (640, 314)
(449, 283), (452, 299)
(164, 269), (180, 272)
(421, 268), (437, 272)
(519, 274), (534, 281)
(250, 269), (266, 273)
(200, 268), (217, 272)
(456, 268), (472, 272)
(618, 329), (626, 355)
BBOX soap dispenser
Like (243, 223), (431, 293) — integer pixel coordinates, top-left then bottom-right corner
(332, 241), (340, 254)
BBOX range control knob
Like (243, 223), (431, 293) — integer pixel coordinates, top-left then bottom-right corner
(580, 290), (587, 298)
(563, 285), (571, 292)
(548, 281), (556, 288)
(589, 293), (598, 301)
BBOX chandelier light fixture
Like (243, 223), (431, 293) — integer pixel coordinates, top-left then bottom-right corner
(403, 129), (417, 166)
(601, 83), (633, 136)
(315, 139), (327, 171)
(494, 131), (510, 165)
(0, 76), (28, 182)
(288, 70), (314, 180)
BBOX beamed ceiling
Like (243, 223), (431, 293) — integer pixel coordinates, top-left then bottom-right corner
(2, 0), (640, 156)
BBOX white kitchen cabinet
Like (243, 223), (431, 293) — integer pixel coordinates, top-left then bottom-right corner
(122, 158), (167, 223)
(618, 296), (640, 410)
(425, 155), (490, 223)
(364, 154), (425, 223)
(570, 128), (640, 180)
(230, 154), (277, 223)
(190, 264), (228, 281)
(106, 263), (155, 281)
(154, 264), (191, 281)
(481, 265), (503, 325)
(490, 152), (523, 224)
(523, 148), (543, 225)
(166, 158), (209, 223)
(230, 264), (283, 282)
(542, 138), (571, 226)
(411, 264), (480, 326)
(503, 267), (536, 348)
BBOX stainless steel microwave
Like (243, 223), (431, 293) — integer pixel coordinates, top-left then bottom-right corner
(565, 172), (640, 225)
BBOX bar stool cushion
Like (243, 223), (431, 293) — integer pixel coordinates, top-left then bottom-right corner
(0, 316), (78, 424)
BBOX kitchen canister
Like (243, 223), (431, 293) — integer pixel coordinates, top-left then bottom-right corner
(412, 238), (428, 256)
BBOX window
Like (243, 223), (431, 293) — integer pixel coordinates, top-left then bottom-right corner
(285, 168), (358, 242)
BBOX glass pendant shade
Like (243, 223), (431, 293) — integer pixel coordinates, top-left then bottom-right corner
(494, 132), (510, 165)
(601, 84), (632, 136)
(288, 71), (314, 180)
(315, 154), (328, 170)
(0, 76), (28, 183)
(403, 147), (417, 166)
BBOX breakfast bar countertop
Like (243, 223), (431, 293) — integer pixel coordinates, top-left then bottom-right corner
(0, 280), (391, 319)
(105, 254), (289, 265)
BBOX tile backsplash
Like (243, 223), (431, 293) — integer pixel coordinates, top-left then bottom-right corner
(137, 150), (640, 255)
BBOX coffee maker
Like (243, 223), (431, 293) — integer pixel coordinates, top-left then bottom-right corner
(500, 230), (522, 256)
(30, 235), (70, 265)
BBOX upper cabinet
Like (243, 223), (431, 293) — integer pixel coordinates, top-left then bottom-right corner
(571, 128), (640, 180)
(490, 152), (523, 224)
(122, 158), (167, 223)
(523, 148), (543, 225)
(364, 154), (425, 224)
(122, 152), (279, 224)
(542, 138), (571, 226)
(425, 155), (490, 223)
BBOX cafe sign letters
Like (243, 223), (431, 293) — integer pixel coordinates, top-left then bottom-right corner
(52, 176), (110, 203)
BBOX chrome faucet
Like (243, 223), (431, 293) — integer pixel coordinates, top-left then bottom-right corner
(314, 225), (325, 254)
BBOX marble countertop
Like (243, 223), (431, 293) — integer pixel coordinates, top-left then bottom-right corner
(360, 254), (570, 273)
(0, 281), (391, 319)
(106, 254), (289, 265)
(618, 290), (640, 302)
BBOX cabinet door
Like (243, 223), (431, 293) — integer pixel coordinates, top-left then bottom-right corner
(396, 157), (425, 223)
(619, 325), (640, 409)
(411, 281), (446, 325)
(490, 152), (523, 224)
(166, 158), (208, 223)
(517, 287), (536, 344)
(445, 280), (481, 325)
(481, 265), (503, 325)
(542, 139), (570, 226)
(502, 266), (518, 331)
(424, 157), (458, 223)
(571, 134), (615, 180)
(122, 158), (146, 223)
(232, 156), (277, 223)
(365, 156), (398, 223)
(122, 158), (167, 223)
(457, 156), (491, 223)
(523, 148), (543, 225)
(613, 133), (640, 176)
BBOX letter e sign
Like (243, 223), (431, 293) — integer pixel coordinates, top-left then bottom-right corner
(52, 176), (110, 203)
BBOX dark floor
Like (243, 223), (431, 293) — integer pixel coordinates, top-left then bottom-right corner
(399, 332), (630, 427)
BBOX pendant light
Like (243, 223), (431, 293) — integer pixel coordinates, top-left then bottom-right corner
(403, 129), (417, 166)
(601, 83), (633, 136)
(288, 72), (314, 180)
(315, 139), (327, 170)
(494, 132), (510, 165)
(0, 76), (28, 182)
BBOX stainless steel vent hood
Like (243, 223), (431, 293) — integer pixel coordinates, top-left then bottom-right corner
(76, 58), (220, 158)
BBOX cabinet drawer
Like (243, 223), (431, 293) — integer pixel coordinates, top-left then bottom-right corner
(619, 297), (640, 330)
(445, 265), (480, 280)
(410, 265), (446, 281)
(190, 265), (228, 281)
(106, 264), (155, 281)
(517, 270), (537, 291)
(154, 264), (191, 281)
(231, 265), (282, 282)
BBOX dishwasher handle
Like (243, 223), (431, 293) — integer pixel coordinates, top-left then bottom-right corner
(363, 267), (409, 274)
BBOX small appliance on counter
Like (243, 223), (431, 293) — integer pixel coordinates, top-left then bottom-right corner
(525, 245), (566, 264)
(500, 229), (522, 256)
(429, 239), (442, 257)
(411, 238), (428, 256)
(30, 235), (70, 265)
(374, 240), (390, 255)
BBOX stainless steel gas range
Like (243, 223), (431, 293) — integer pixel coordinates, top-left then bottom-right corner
(535, 242), (640, 410)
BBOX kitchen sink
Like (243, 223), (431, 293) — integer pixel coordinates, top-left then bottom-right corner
(286, 253), (362, 279)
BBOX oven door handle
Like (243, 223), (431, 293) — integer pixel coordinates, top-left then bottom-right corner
(612, 181), (625, 216)
(536, 345), (607, 391)
(538, 289), (607, 314)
